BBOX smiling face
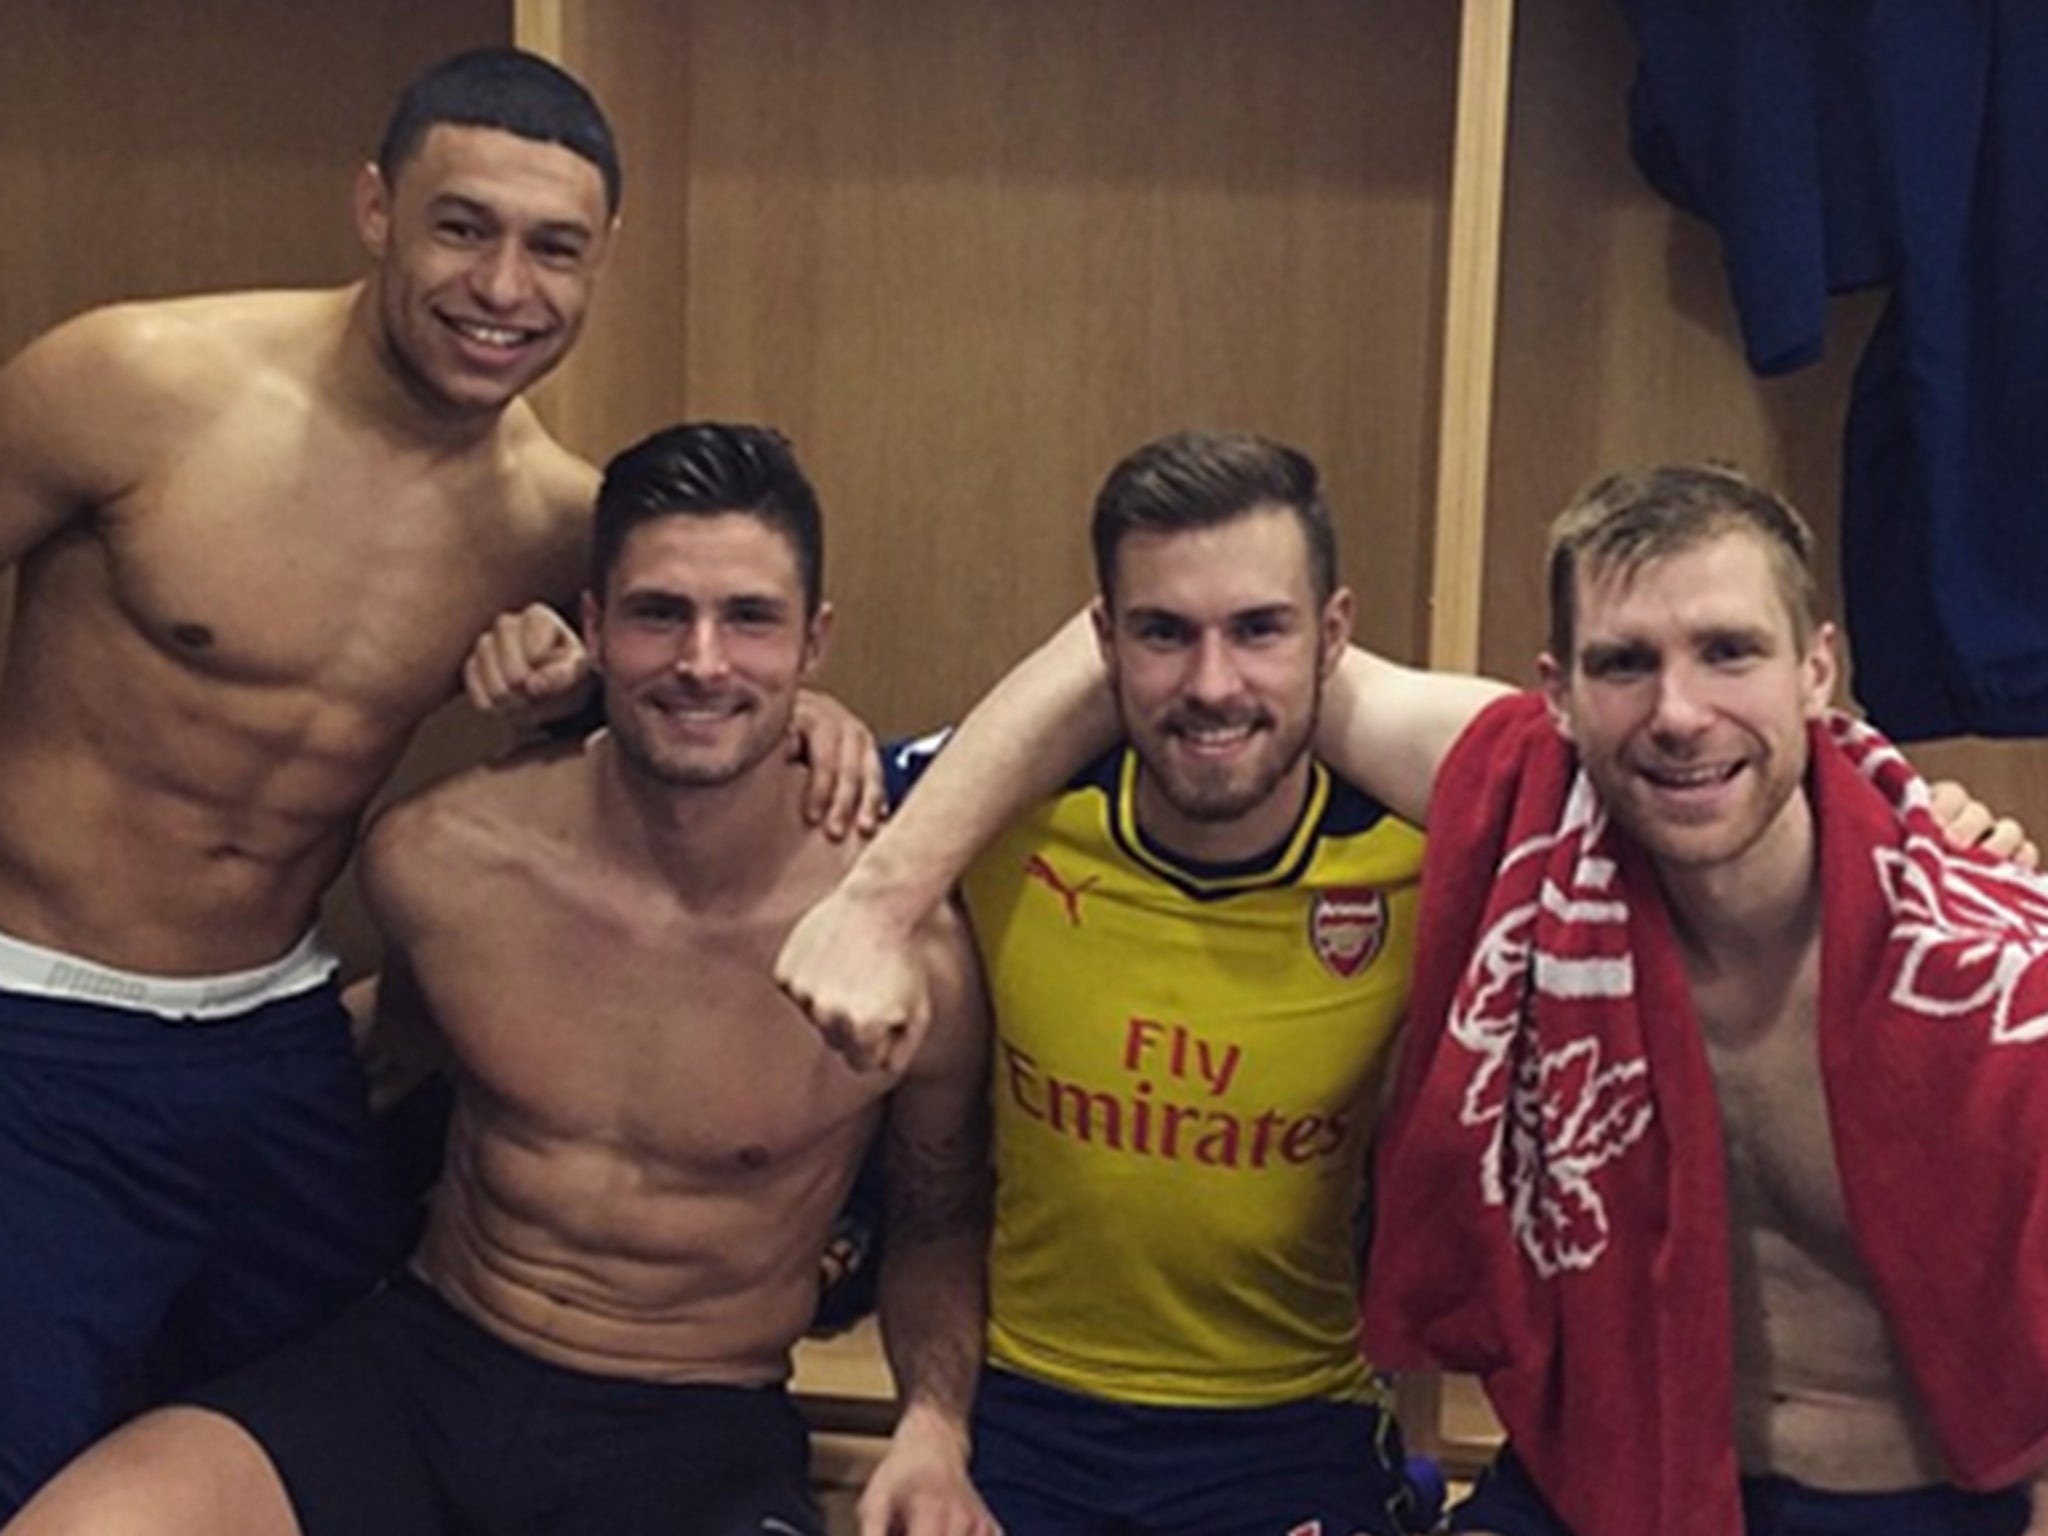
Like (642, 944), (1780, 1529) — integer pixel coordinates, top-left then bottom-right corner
(356, 123), (612, 418)
(583, 512), (830, 790)
(1541, 529), (1836, 879)
(1095, 504), (1351, 863)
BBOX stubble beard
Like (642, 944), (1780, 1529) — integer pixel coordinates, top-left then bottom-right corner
(1131, 691), (1320, 827)
(1599, 747), (1804, 875)
(607, 700), (788, 792)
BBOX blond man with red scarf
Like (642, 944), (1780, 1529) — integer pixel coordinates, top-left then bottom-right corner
(1365, 464), (2048, 1536)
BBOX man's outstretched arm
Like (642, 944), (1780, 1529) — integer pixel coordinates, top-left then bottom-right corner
(777, 611), (1115, 1071)
(1315, 647), (1511, 825)
(780, 608), (1516, 1068)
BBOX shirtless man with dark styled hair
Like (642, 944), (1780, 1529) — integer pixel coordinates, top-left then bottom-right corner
(7, 423), (994, 1536)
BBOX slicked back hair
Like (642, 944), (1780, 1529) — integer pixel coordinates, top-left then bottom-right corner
(1546, 462), (1819, 663)
(1091, 431), (1338, 608)
(378, 48), (621, 214)
(593, 423), (823, 614)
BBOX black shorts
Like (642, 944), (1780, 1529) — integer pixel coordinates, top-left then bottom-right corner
(185, 1274), (825, 1536)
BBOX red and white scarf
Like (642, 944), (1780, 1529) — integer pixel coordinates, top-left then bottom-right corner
(1362, 692), (2048, 1536)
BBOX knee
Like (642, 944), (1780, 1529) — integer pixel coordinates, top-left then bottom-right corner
(2, 1408), (295, 1536)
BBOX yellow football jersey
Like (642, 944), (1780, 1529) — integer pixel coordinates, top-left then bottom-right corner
(955, 746), (1423, 1408)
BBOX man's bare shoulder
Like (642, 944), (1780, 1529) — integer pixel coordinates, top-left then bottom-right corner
(499, 408), (600, 511)
(487, 404), (599, 593)
(31, 289), (344, 393)
(362, 740), (593, 928)
(0, 291), (328, 497)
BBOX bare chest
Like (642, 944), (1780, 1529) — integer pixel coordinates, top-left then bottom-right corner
(1703, 1002), (1850, 1245)
(429, 907), (886, 1176)
(1697, 962), (1942, 1479)
(78, 406), (567, 713)
(1698, 966), (1903, 1367)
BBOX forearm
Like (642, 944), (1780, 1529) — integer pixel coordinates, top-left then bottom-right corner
(861, 1148), (998, 1534)
(850, 609), (1116, 926)
(877, 1224), (987, 1441)
(877, 1032), (993, 1438)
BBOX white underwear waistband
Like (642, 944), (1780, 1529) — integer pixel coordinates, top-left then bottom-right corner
(0, 927), (341, 1020)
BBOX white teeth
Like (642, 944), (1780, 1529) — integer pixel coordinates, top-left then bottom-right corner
(659, 700), (739, 721)
(451, 319), (530, 346)
(1648, 763), (1735, 787)
(1182, 732), (1250, 752)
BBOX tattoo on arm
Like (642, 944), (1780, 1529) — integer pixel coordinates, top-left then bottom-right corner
(883, 1107), (991, 1244)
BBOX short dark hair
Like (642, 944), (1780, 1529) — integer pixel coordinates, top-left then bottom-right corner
(1546, 462), (1819, 662)
(593, 424), (823, 613)
(379, 48), (622, 214)
(1090, 431), (1338, 607)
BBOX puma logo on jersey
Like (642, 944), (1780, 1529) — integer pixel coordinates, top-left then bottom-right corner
(1025, 854), (1099, 926)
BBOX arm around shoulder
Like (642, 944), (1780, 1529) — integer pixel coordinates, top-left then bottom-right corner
(1315, 647), (1513, 825)
(857, 608), (1115, 918)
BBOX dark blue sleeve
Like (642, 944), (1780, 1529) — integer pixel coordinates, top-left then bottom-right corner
(881, 729), (954, 807)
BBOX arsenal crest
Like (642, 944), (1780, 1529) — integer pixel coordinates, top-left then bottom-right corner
(1310, 888), (1387, 979)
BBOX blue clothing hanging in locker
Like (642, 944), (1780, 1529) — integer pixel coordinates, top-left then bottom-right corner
(1620, 0), (2048, 740)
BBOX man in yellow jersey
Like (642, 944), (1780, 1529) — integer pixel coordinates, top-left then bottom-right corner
(805, 432), (1501, 1536)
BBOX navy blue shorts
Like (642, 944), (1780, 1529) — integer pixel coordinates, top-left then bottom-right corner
(0, 981), (406, 1515)
(187, 1275), (826, 1536)
(1452, 1445), (2029, 1536)
(971, 1365), (1427, 1536)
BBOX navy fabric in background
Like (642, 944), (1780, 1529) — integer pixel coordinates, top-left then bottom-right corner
(1620, 0), (2048, 739)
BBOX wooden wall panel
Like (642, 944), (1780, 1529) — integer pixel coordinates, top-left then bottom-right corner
(1483, 0), (2048, 832)
(548, 0), (1460, 737)
(0, 0), (510, 354)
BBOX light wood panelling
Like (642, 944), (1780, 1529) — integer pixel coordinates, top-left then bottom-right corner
(1428, 0), (1517, 674)
(0, 0), (510, 354)
(548, 0), (1460, 735)
(522, 0), (695, 458)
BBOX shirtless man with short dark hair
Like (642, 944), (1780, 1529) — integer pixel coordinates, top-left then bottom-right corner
(6, 422), (995, 1536)
(0, 51), (880, 1514)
